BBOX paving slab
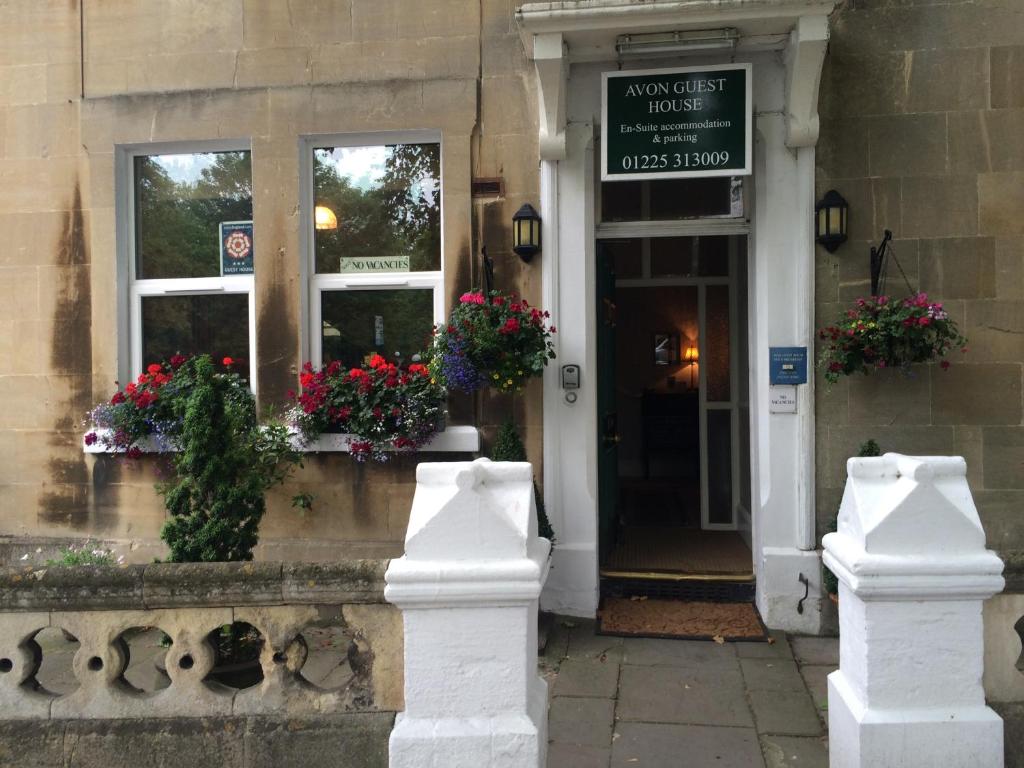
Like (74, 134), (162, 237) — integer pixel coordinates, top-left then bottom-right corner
(611, 721), (765, 768)
(547, 742), (611, 768)
(798, 664), (837, 713)
(549, 696), (615, 748)
(553, 658), (621, 699)
(735, 631), (791, 658)
(789, 636), (839, 666)
(566, 623), (624, 663)
(617, 664), (754, 728)
(621, 636), (739, 669)
(749, 689), (824, 736)
(740, 658), (807, 692)
(544, 615), (573, 661)
(760, 735), (830, 768)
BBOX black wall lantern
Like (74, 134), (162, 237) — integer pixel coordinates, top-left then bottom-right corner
(815, 189), (848, 253)
(512, 203), (542, 261)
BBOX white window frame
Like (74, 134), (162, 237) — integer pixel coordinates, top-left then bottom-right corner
(299, 130), (444, 368)
(116, 139), (257, 390)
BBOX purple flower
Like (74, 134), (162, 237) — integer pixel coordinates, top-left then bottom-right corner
(439, 341), (486, 393)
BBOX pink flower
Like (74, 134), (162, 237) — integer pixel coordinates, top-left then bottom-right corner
(84, 432), (98, 446)
(459, 292), (486, 305)
(918, 316), (931, 326)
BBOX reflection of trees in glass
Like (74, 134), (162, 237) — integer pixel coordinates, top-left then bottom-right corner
(314, 143), (440, 273)
(142, 294), (249, 367)
(321, 289), (433, 367)
(135, 151), (252, 279)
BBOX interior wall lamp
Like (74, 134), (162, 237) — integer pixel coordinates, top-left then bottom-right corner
(512, 203), (541, 262)
(314, 205), (338, 230)
(815, 190), (848, 253)
(684, 345), (699, 388)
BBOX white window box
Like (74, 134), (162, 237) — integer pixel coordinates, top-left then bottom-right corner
(83, 426), (480, 455)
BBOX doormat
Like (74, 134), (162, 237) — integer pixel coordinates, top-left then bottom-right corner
(597, 597), (768, 642)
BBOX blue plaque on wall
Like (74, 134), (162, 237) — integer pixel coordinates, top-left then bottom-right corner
(220, 221), (254, 275)
(769, 347), (808, 385)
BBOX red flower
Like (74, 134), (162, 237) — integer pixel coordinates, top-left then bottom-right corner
(372, 407), (383, 419)
(940, 360), (951, 370)
(169, 354), (187, 368)
(222, 357), (234, 366)
(126, 446), (143, 460)
(918, 316), (931, 326)
(84, 432), (98, 446)
(369, 354), (387, 369)
(499, 317), (521, 335)
(147, 363), (162, 375)
(111, 391), (126, 405)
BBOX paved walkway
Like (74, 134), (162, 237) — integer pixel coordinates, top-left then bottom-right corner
(539, 617), (839, 767)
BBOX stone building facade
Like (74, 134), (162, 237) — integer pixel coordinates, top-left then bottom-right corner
(0, 0), (1021, 632)
(815, 1), (1024, 571)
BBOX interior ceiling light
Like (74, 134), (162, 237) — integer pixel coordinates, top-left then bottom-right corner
(616, 28), (740, 58)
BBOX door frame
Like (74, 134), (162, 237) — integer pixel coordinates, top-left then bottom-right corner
(595, 221), (750, 535)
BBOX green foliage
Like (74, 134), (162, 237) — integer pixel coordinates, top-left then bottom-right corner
(156, 356), (304, 562)
(290, 356), (446, 463)
(858, 438), (881, 457)
(818, 293), (967, 383)
(489, 421), (556, 544)
(428, 290), (557, 393)
(45, 541), (117, 567)
(491, 421), (527, 462)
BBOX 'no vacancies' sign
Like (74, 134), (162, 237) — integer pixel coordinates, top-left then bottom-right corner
(601, 64), (752, 181)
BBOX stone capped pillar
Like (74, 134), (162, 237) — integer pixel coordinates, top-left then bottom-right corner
(823, 454), (1005, 768)
(386, 458), (551, 768)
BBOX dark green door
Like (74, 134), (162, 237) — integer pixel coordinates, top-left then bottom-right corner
(596, 243), (619, 564)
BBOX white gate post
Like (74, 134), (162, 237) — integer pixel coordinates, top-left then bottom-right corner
(385, 458), (551, 768)
(823, 454), (1005, 768)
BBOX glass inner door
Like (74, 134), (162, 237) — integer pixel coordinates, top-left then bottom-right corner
(601, 235), (748, 532)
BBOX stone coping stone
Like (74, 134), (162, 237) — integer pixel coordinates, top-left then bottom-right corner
(0, 560), (388, 611)
(1003, 550), (1024, 594)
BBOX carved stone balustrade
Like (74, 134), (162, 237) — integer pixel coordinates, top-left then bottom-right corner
(0, 560), (401, 767)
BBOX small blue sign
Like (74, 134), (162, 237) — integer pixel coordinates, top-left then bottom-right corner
(220, 220), (254, 275)
(769, 347), (808, 385)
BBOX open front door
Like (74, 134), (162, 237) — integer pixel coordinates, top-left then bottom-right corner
(597, 243), (619, 563)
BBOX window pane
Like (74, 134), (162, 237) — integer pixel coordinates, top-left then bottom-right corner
(650, 236), (730, 278)
(314, 143), (441, 274)
(135, 151), (253, 279)
(705, 284), (731, 402)
(707, 409), (733, 524)
(141, 294), (249, 367)
(321, 289), (434, 367)
(600, 177), (742, 222)
(604, 238), (642, 279)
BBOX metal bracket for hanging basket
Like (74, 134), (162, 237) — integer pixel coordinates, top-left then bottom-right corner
(869, 230), (892, 297)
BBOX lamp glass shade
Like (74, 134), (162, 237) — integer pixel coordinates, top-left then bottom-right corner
(314, 205), (338, 230)
(815, 189), (848, 253)
(512, 203), (541, 260)
(684, 345), (699, 362)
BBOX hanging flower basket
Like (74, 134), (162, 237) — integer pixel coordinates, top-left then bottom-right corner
(427, 290), (557, 393)
(817, 293), (967, 384)
(289, 355), (446, 463)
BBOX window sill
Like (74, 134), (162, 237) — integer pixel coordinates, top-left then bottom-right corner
(83, 426), (480, 455)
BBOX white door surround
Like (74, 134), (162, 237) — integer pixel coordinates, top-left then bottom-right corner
(519, 0), (836, 632)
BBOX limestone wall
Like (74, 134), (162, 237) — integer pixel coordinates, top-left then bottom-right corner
(0, 0), (541, 557)
(815, 0), (1024, 562)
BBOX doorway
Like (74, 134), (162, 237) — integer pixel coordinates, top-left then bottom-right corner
(596, 179), (752, 587)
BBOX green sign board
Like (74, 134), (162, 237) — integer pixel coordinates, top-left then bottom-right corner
(602, 64), (752, 181)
